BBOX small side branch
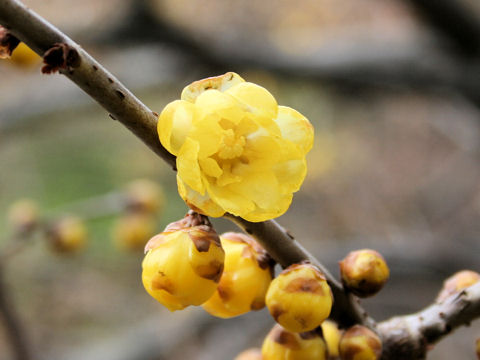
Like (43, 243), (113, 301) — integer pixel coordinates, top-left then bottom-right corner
(379, 281), (480, 359)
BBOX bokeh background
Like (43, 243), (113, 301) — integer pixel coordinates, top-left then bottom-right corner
(1, 0), (479, 359)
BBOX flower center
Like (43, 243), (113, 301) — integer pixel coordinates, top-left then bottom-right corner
(217, 129), (246, 160)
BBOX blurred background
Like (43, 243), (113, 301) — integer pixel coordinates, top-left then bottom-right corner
(1, 0), (480, 359)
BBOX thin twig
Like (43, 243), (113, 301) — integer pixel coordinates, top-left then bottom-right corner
(0, 265), (31, 360)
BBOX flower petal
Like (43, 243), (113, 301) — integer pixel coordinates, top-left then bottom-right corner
(177, 176), (225, 217)
(189, 114), (223, 158)
(226, 82), (278, 118)
(195, 90), (245, 125)
(158, 100), (196, 156)
(275, 106), (314, 154)
(181, 72), (245, 103)
(177, 138), (204, 195)
(206, 182), (256, 216)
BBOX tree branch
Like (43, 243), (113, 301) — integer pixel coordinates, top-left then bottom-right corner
(378, 281), (480, 359)
(0, 0), (372, 330)
(0, 265), (31, 360)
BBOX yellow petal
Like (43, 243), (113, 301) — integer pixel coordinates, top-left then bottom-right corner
(226, 82), (278, 118)
(177, 176), (225, 217)
(273, 159), (307, 194)
(177, 138), (204, 194)
(189, 113), (223, 158)
(157, 100), (196, 156)
(199, 157), (223, 178)
(195, 90), (245, 124)
(242, 193), (293, 222)
(275, 106), (314, 154)
(206, 182), (256, 216)
(181, 72), (245, 102)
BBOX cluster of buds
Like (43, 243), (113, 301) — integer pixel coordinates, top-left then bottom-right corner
(112, 179), (165, 251)
(6, 199), (87, 255)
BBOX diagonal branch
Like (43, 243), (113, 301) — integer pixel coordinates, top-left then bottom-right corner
(0, 0), (370, 329)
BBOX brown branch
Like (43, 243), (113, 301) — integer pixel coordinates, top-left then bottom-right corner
(0, 265), (31, 360)
(0, 0), (371, 330)
(378, 281), (480, 359)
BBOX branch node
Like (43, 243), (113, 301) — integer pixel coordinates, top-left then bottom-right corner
(41, 43), (80, 74)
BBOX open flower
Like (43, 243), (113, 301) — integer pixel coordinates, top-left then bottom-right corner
(158, 72), (314, 222)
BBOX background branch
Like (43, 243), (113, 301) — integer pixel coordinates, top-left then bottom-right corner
(0, 265), (31, 360)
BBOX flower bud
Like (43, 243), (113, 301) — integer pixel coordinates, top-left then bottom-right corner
(9, 42), (40, 67)
(339, 249), (389, 297)
(46, 216), (87, 254)
(436, 270), (480, 302)
(339, 325), (382, 360)
(266, 263), (333, 333)
(234, 348), (262, 360)
(262, 324), (327, 360)
(202, 232), (274, 318)
(142, 212), (224, 311)
(7, 199), (39, 234)
(321, 320), (342, 358)
(125, 179), (164, 214)
(112, 213), (156, 251)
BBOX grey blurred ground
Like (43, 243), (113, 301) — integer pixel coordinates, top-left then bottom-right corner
(0, 0), (479, 359)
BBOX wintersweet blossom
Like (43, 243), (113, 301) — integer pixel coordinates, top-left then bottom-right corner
(158, 72), (314, 222)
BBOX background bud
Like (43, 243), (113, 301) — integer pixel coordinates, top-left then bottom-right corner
(7, 199), (39, 234)
(125, 179), (164, 214)
(339, 249), (389, 297)
(476, 338), (480, 360)
(262, 324), (327, 360)
(112, 213), (156, 251)
(234, 348), (262, 360)
(46, 216), (87, 254)
(266, 263), (333, 333)
(436, 270), (480, 302)
(322, 320), (342, 358)
(202, 232), (274, 318)
(142, 212), (224, 311)
(339, 325), (382, 360)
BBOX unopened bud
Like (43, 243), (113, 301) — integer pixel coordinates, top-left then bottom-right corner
(112, 213), (155, 251)
(339, 325), (382, 360)
(202, 232), (274, 318)
(262, 324), (327, 360)
(437, 270), (480, 302)
(7, 199), (39, 234)
(234, 348), (262, 360)
(339, 249), (389, 297)
(142, 212), (224, 311)
(125, 179), (164, 214)
(266, 263), (333, 333)
(322, 320), (342, 358)
(47, 216), (87, 254)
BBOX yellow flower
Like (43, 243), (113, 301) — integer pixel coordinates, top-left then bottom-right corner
(142, 212), (225, 311)
(158, 72), (314, 222)
(321, 320), (342, 358)
(202, 232), (274, 318)
(262, 324), (327, 360)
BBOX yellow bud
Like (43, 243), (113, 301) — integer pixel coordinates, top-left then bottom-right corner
(339, 249), (389, 297)
(339, 325), (382, 360)
(262, 324), (327, 360)
(7, 199), (39, 233)
(234, 348), (262, 360)
(321, 320), (342, 358)
(266, 263), (333, 333)
(47, 216), (87, 254)
(142, 212), (224, 311)
(9, 43), (40, 67)
(112, 213), (156, 252)
(436, 270), (480, 302)
(202, 232), (274, 318)
(125, 179), (165, 214)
